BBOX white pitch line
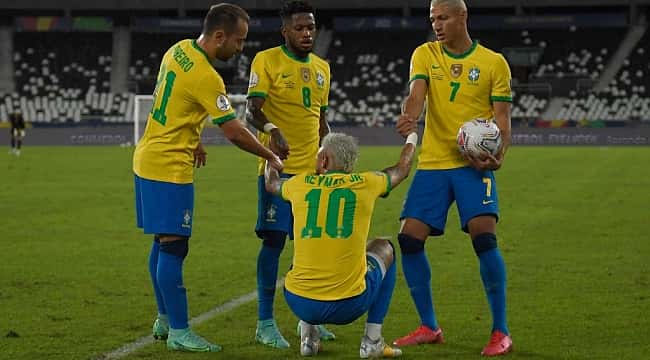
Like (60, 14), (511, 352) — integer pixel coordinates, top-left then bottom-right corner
(97, 279), (283, 360)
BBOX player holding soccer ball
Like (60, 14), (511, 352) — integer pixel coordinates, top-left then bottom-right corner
(394, 0), (513, 356)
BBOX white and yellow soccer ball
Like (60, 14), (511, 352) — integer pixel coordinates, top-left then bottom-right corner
(456, 119), (502, 158)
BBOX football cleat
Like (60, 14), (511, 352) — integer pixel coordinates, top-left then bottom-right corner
(392, 325), (444, 347)
(481, 330), (512, 356)
(166, 328), (222, 352)
(297, 321), (336, 341)
(299, 323), (322, 357)
(152, 315), (169, 340)
(256, 319), (290, 349)
(360, 336), (402, 358)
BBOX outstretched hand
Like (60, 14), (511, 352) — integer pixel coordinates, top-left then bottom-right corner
(396, 114), (418, 138)
(193, 143), (207, 168)
(267, 153), (284, 173)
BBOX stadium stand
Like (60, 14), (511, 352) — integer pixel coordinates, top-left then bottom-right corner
(1, 32), (133, 124)
(1, 9), (648, 127)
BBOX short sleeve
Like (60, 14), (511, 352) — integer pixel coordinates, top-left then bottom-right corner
(365, 171), (392, 199)
(409, 46), (430, 84)
(490, 54), (513, 103)
(280, 175), (298, 202)
(247, 53), (272, 99)
(194, 73), (237, 125)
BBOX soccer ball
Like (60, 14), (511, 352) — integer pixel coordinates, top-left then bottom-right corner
(457, 119), (502, 158)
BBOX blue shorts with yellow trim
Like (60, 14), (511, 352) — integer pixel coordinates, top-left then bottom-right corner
(256, 174), (294, 239)
(134, 174), (194, 237)
(400, 167), (499, 235)
(283, 256), (383, 325)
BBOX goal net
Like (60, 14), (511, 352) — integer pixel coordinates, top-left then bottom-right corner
(132, 94), (249, 146)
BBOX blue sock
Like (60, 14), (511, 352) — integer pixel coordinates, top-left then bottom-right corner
(148, 238), (166, 315)
(478, 248), (509, 335)
(367, 259), (397, 324)
(157, 248), (188, 330)
(402, 252), (438, 330)
(257, 245), (283, 320)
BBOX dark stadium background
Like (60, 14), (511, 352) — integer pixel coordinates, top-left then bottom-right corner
(0, 0), (649, 145)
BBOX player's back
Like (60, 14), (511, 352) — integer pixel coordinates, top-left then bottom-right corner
(281, 171), (390, 301)
(410, 40), (512, 170)
(133, 39), (234, 184)
(248, 46), (331, 175)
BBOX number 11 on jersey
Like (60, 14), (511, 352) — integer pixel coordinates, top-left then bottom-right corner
(151, 66), (177, 126)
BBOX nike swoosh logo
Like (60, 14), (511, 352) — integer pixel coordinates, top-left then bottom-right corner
(482, 200), (494, 205)
(431, 64), (440, 69)
(281, 73), (292, 78)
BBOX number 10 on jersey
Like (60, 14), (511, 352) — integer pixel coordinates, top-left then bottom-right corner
(301, 188), (356, 239)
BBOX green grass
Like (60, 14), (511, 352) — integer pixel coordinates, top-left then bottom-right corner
(1, 146), (649, 360)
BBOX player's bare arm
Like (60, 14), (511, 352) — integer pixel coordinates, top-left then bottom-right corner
(397, 79), (427, 137)
(492, 101), (512, 160)
(465, 101), (512, 171)
(319, 108), (330, 144)
(382, 138), (416, 189)
(220, 118), (284, 172)
(263, 159), (286, 196)
(246, 96), (290, 160)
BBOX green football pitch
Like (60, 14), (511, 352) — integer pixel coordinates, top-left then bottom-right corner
(1, 146), (649, 359)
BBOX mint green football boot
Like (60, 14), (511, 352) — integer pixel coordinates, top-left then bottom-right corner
(256, 319), (290, 349)
(166, 328), (222, 352)
(152, 314), (169, 340)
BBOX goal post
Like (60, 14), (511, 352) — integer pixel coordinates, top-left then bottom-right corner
(132, 94), (249, 146)
(133, 94), (153, 146)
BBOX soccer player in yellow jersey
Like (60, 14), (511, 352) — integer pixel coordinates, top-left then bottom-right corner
(133, 4), (283, 353)
(245, 1), (333, 348)
(392, 0), (514, 356)
(265, 132), (418, 358)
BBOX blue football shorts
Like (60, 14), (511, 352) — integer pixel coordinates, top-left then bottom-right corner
(134, 174), (194, 237)
(256, 173), (294, 239)
(400, 167), (499, 235)
(283, 256), (384, 325)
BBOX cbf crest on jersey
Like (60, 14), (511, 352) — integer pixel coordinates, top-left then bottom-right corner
(468, 66), (480, 83)
(301, 67), (311, 83)
(216, 95), (231, 111)
(316, 71), (325, 89)
(451, 64), (463, 78)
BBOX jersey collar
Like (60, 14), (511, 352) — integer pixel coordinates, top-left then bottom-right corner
(442, 40), (478, 59)
(281, 44), (310, 63)
(192, 39), (212, 63)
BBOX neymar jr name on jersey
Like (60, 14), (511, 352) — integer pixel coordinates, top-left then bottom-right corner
(303, 173), (366, 188)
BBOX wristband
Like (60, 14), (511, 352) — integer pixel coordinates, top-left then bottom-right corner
(405, 132), (418, 145)
(263, 123), (278, 134)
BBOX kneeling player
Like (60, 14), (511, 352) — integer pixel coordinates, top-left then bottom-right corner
(264, 132), (418, 357)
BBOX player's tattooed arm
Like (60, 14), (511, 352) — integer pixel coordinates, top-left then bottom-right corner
(246, 97), (289, 160)
(264, 160), (286, 196)
(382, 139), (416, 189)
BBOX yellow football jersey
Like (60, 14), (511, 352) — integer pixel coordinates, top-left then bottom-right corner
(409, 40), (512, 170)
(133, 39), (237, 184)
(281, 171), (391, 301)
(247, 45), (330, 175)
